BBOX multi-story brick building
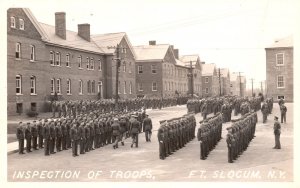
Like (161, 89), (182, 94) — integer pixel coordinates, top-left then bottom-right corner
(230, 73), (246, 97)
(7, 8), (136, 115)
(179, 55), (202, 97)
(265, 36), (293, 102)
(202, 63), (218, 97)
(220, 68), (230, 96)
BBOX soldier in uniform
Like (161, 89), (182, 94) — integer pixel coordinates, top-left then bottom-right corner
(273, 116), (281, 149)
(197, 123), (205, 160)
(70, 123), (79, 157)
(25, 122), (32, 153)
(52, 101), (57, 118)
(280, 103), (287, 123)
(130, 115), (140, 148)
(143, 114), (152, 142)
(61, 119), (67, 150)
(119, 116), (127, 146)
(49, 121), (56, 154)
(111, 118), (121, 149)
(55, 120), (62, 152)
(16, 122), (25, 154)
(261, 102), (269, 123)
(89, 121), (95, 150)
(31, 120), (38, 150)
(85, 123), (91, 152)
(37, 119), (44, 149)
(94, 120), (101, 148)
(66, 119), (72, 149)
(201, 102), (208, 120)
(43, 120), (51, 156)
(79, 122), (86, 154)
(158, 121), (166, 160)
(226, 127), (235, 163)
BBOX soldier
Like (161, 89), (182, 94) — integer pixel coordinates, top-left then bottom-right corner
(85, 122), (91, 152)
(16, 122), (25, 154)
(280, 103), (287, 123)
(31, 121), (38, 150)
(66, 119), (72, 149)
(52, 101), (57, 118)
(55, 121), (63, 152)
(111, 118), (121, 149)
(70, 123), (79, 157)
(273, 116), (281, 149)
(37, 119), (44, 149)
(25, 122), (32, 153)
(130, 115), (140, 148)
(197, 123), (205, 160)
(143, 114), (152, 142)
(49, 121), (56, 154)
(43, 120), (51, 156)
(79, 122), (86, 154)
(261, 102), (269, 123)
(119, 116), (127, 146)
(89, 121), (95, 150)
(201, 102), (208, 120)
(278, 97), (284, 107)
(94, 120), (101, 148)
(158, 121), (166, 160)
(61, 119), (67, 150)
(226, 127), (235, 163)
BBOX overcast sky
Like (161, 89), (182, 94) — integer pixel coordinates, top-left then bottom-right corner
(3, 0), (296, 89)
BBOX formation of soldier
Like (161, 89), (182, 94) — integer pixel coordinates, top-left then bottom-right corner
(16, 109), (150, 156)
(197, 113), (223, 160)
(50, 97), (189, 118)
(157, 113), (196, 160)
(226, 111), (257, 163)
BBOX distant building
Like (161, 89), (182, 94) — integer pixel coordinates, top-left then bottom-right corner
(230, 73), (246, 97)
(201, 63), (218, 97)
(220, 68), (230, 96)
(265, 36), (293, 102)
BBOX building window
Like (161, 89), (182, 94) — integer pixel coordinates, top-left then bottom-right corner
(277, 96), (285, 100)
(19, 19), (24, 30)
(98, 60), (102, 71)
(15, 43), (21, 59)
(55, 52), (61, 66)
(50, 79), (55, 94)
(78, 56), (82, 68)
(87, 80), (91, 94)
(30, 76), (36, 94)
(277, 75), (284, 88)
(16, 75), (22, 94)
(129, 81), (132, 94)
(124, 81), (127, 94)
(66, 54), (70, 67)
(50, 51), (54, 65)
(67, 79), (71, 94)
(138, 65), (143, 74)
(151, 65), (157, 74)
(138, 83), (143, 91)
(11, 17), (16, 28)
(205, 87), (209, 94)
(276, 53), (284, 66)
(152, 82), (157, 91)
(86, 57), (90, 69)
(92, 80), (95, 93)
(90, 58), (94, 70)
(123, 63), (126, 72)
(128, 62), (132, 73)
(56, 79), (61, 94)
(79, 80), (83, 94)
(205, 77), (209, 83)
(30, 45), (35, 61)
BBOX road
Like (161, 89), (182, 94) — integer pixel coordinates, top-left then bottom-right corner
(7, 103), (293, 182)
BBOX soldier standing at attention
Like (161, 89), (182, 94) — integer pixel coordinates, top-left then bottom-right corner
(49, 121), (56, 154)
(273, 116), (281, 149)
(31, 121), (38, 150)
(43, 120), (51, 156)
(261, 102), (269, 123)
(226, 127), (235, 163)
(130, 115), (140, 148)
(143, 114), (153, 142)
(79, 122), (86, 154)
(37, 119), (44, 149)
(52, 101), (56, 118)
(280, 103), (287, 123)
(70, 123), (79, 157)
(25, 122), (32, 153)
(158, 121), (166, 160)
(111, 118), (121, 149)
(16, 122), (25, 154)
(201, 102), (208, 120)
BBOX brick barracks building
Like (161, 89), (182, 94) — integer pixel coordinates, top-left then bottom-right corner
(265, 36), (293, 102)
(7, 8), (136, 115)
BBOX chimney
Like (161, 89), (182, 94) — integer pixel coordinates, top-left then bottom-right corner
(149, 40), (156, 45)
(173, 49), (179, 59)
(55, 12), (66, 40)
(78, 23), (90, 41)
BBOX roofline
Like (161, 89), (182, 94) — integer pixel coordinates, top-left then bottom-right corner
(265, 46), (293, 49)
(136, 59), (163, 63)
(44, 41), (105, 55)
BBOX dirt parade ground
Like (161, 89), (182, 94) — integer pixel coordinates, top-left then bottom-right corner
(7, 103), (293, 182)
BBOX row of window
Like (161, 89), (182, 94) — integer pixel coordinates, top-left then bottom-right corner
(11, 17), (24, 30)
(117, 81), (133, 94)
(164, 82), (188, 92)
(15, 43), (35, 61)
(16, 75), (36, 95)
(137, 82), (157, 92)
(137, 65), (157, 74)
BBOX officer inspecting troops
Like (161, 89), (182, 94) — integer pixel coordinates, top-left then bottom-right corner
(273, 116), (281, 149)
(130, 114), (140, 148)
(143, 114), (153, 142)
(111, 118), (121, 149)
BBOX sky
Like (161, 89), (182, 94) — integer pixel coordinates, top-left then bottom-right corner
(2, 0), (296, 89)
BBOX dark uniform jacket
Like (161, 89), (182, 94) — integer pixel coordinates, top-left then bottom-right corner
(143, 118), (152, 131)
(16, 127), (24, 140)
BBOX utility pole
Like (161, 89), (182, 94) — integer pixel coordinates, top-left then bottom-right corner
(233, 72), (243, 97)
(218, 68), (222, 96)
(114, 44), (121, 111)
(188, 61), (194, 98)
(260, 81), (264, 96)
(250, 78), (254, 97)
